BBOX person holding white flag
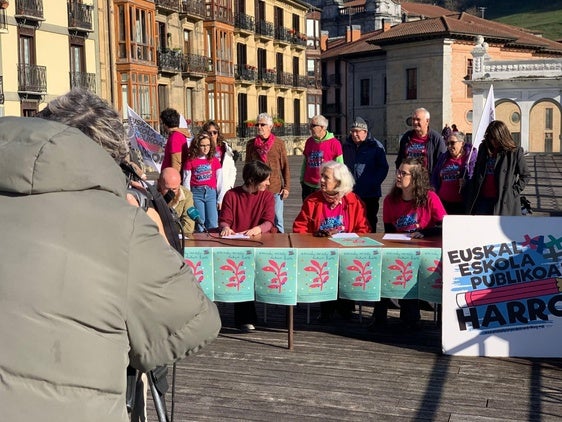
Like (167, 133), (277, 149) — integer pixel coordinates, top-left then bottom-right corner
(466, 120), (530, 215)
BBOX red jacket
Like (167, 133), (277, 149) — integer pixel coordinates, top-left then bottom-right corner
(293, 190), (371, 233)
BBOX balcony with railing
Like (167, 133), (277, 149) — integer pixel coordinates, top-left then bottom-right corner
(70, 71), (96, 92)
(157, 49), (183, 74)
(0, 75), (4, 104)
(15, 0), (44, 21)
(235, 64), (257, 84)
(292, 75), (308, 90)
(182, 53), (208, 78)
(156, 0), (180, 14)
(255, 20), (274, 39)
(68, 1), (93, 32)
(181, 0), (205, 20)
(234, 12), (254, 35)
(208, 4), (233, 25)
(276, 71), (293, 88)
(258, 68), (276, 85)
(291, 33), (307, 49)
(0, 8), (7, 32)
(274, 27), (292, 45)
(18, 63), (47, 94)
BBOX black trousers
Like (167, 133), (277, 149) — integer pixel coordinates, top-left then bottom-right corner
(234, 301), (257, 327)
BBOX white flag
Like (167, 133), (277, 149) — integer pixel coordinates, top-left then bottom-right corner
(127, 106), (167, 173)
(472, 85), (495, 151)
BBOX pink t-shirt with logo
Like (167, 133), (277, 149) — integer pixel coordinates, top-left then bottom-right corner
(383, 191), (446, 233)
(184, 156), (221, 189)
(437, 156), (464, 203)
(405, 135), (429, 168)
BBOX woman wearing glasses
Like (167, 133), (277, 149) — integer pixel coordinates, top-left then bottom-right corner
(183, 132), (223, 231)
(373, 158), (446, 330)
(203, 120), (237, 209)
(431, 131), (477, 214)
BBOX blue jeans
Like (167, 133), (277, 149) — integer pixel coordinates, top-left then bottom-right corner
(191, 186), (218, 231)
(273, 193), (284, 233)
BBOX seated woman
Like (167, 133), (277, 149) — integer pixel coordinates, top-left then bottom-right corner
(293, 161), (371, 321)
(219, 160), (275, 332)
(431, 131), (476, 214)
(373, 157), (447, 330)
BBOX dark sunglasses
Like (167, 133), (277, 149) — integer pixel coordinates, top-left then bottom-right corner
(256, 123), (268, 127)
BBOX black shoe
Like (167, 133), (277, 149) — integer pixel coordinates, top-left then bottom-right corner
(367, 319), (387, 332)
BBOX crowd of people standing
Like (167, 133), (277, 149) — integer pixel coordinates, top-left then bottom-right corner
(157, 106), (530, 330)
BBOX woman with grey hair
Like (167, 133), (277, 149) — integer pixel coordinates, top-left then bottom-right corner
(293, 161), (370, 321)
(431, 131), (477, 214)
(293, 160), (370, 235)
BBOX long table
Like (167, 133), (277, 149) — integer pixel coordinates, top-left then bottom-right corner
(184, 232), (442, 349)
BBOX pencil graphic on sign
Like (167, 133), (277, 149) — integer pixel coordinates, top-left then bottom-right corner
(456, 277), (562, 308)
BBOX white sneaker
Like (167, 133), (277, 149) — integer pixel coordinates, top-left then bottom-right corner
(240, 324), (255, 333)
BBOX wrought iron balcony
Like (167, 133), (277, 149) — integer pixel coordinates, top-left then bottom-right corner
(68, 1), (93, 32)
(258, 68), (276, 84)
(157, 49), (183, 74)
(209, 5), (233, 25)
(156, 0), (180, 14)
(18, 63), (47, 94)
(181, 0), (205, 20)
(0, 75), (4, 104)
(15, 0), (44, 21)
(70, 71), (96, 92)
(182, 53), (208, 78)
(255, 20), (274, 38)
(234, 12), (254, 33)
(274, 27), (292, 44)
(0, 8), (7, 32)
(235, 64), (257, 83)
(276, 71), (293, 87)
(293, 75), (308, 89)
(291, 34), (307, 49)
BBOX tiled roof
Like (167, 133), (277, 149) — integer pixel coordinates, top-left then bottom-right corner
(400, 1), (451, 17)
(368, 12), (562, 54)
(322, 30), (384, 59)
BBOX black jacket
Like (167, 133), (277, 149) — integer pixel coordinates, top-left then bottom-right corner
(466, 144), (530, 215)
(395, 128), (446, 174)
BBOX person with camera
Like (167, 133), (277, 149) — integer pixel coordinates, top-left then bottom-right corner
(157, 167), (195, 237)
(0, 89), (221, 422)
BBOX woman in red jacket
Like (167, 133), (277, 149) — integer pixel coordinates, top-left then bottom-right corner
(293, 161), (371, 235)
(293, 161), (370, 321)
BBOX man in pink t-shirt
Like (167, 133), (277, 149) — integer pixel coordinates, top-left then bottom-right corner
(160, 108), (191, 173)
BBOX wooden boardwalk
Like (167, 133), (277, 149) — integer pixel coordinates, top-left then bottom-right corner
(149, 153), (562, 421)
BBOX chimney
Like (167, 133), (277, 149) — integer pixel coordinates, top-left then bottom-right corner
(320, 30), (329, 52)
(346, 25), (361, 42)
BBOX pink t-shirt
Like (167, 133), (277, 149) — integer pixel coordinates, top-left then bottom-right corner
(318, 202), (349, 233)
(383, 191), (446, 233)
(437, 156), (464, 203)
(481, 155), (497, 199)
(405, 135), (428, 168)
(161, 131), (187, 170)
(184, 156), (221, 189)
(303, 137), (343, 186)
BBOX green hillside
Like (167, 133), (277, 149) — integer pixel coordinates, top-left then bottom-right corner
(487, 1), (562, 41)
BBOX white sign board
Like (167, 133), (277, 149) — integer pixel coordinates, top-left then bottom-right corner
(442, 216), (562, 357)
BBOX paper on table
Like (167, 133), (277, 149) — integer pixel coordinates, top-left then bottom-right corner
(383, 233), (412, 241)
(222, 233), (250, 239)
(331, 233), (359, 239)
